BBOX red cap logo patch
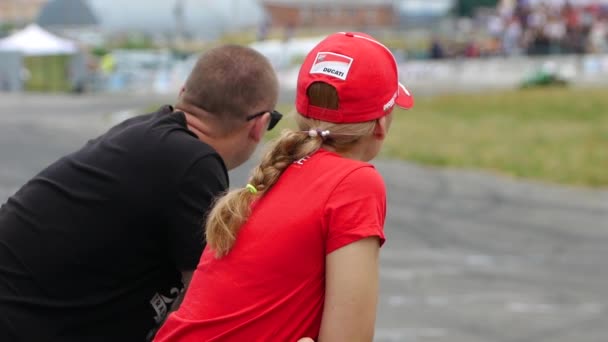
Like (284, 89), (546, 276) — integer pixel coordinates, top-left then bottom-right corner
(310, 52), (353, 81)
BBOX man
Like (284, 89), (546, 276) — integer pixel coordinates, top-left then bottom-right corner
(0, 45), (282, 341)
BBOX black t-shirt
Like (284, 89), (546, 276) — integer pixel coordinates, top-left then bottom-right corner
(0, 105), (229, 341)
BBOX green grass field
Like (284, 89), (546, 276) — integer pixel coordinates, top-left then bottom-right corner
(271, 87), (608, 188)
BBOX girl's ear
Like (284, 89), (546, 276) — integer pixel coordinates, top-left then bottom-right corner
(373, 116), (389, 140)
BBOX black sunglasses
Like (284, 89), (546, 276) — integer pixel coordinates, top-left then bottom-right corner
(246, 110), (283, 131)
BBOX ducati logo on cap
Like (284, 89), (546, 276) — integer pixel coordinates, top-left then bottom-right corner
(310, 52), (353, 81)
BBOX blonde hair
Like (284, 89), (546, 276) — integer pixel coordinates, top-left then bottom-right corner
(205, 83), (378, 257)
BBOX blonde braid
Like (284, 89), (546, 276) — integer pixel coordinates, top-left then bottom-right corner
(205, 129), (322, 257)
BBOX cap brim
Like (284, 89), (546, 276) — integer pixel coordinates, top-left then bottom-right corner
(395, 83), (414, 109)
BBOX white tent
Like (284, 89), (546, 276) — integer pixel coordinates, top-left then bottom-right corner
(0, 24), (77, 56)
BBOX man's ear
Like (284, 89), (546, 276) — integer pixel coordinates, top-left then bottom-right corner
(373, 116), (389, 140)
(249, 112), (271, 142)
(178, 86), (186, 97)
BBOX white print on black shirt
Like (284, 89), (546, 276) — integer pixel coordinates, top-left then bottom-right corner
(150, 287), (181, 324)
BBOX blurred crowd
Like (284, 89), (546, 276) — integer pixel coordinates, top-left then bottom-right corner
(494, 0), (608, 55)
(429, 0), (608, 58)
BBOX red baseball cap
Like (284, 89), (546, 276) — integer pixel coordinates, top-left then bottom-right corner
(296, 32), (414, 123)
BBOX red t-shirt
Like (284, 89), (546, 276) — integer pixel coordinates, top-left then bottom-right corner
(154, 149), (386, 342)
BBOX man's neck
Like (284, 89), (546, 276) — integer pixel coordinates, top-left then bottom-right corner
(182, 112), (208, 141)
(180, 111), (237, 170)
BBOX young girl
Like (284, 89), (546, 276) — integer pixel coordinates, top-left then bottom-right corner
(154, 32), (414, 342)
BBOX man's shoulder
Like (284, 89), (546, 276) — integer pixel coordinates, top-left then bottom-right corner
(108, 105), (173, 131)
(73, 104), (218, 179)
(133, 107), (225, 181)
(106, 105), (208, 155)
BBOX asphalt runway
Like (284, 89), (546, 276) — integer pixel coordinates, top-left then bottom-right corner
(1, 93), (607, 341)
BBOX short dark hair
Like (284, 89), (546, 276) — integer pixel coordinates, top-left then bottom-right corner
(177, 45), (278, 130)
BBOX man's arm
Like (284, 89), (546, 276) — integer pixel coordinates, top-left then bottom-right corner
(169, 270), (194, 313)
(166, 154), (228, 275)
(317, 237), (381, 342)
(181, 270), (194, 289)
(165, 154), (228, 314)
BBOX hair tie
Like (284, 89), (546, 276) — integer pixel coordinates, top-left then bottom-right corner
(245, 184), (258, 194)
(308, 129), (330, 139)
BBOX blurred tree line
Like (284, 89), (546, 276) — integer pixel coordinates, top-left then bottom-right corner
(453, 0), (499, 17)
(0, 23), (15, 38)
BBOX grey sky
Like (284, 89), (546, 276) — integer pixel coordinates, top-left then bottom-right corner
(86, 0), (264, 38)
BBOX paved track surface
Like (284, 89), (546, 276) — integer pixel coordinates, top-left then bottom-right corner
(1, 93), (607, 341)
